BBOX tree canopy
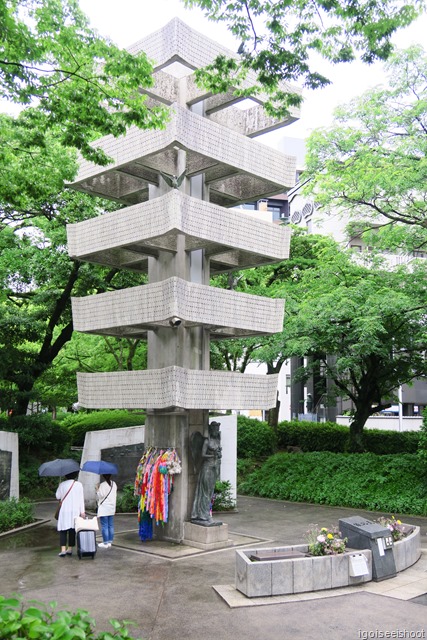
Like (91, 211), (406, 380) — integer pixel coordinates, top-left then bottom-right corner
(0, 189), (147, 415)
(304, 46), (427, 240)
(0, 0), (167, 165)
(183, 0), (423, 116)
(274, 235), (427, 451)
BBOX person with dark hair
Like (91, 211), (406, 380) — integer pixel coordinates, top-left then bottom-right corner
(55, 470), (85, 557)
(96, 474), (117, 549)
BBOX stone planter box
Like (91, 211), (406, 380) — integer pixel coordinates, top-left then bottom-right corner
(235, 544), (372, 598)
(235, 524), (421, 598)
(393, 526), (421, 573)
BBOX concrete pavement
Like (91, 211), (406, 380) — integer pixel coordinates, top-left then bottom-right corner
(1, 496), (426, 640)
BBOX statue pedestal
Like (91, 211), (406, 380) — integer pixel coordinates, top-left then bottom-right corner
(183, 522), (233, 551)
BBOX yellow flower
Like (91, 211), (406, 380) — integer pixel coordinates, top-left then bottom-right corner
(396, 519), (402, 525)
(327, 533), (334, 539)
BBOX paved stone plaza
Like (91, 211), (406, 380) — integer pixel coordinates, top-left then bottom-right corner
(1, 496), (426, 640)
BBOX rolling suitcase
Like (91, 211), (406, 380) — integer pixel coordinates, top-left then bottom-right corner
(77, 529), (97, 559)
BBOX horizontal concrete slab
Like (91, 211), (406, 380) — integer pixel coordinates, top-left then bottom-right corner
(71, 277), (284, 338)
(67, 191), (291, 274)
(69, 103), (296, 207)
(77, 366), (279, 410)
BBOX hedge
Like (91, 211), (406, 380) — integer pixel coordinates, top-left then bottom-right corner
(237, 415), (276, 458)
(276, 420), (419, 455)
(236, 416), (420, 458)
(60, 410), (146, 446)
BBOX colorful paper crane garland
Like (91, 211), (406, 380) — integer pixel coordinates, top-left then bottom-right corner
(134, 448), (182, 540)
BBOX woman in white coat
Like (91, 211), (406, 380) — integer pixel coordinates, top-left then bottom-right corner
(55, 471), (85, 557)
(96, 474), (117, 549)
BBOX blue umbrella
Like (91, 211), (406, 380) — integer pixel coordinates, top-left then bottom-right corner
(38, 458), (81, 477)
(81, 460), (118, 475)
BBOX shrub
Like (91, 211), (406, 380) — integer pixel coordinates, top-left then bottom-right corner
(237, 415), (276, 458)
(116, 483), (139, 513)
(276, 420), (349, 453)
(0, 498), (34, 533)
(18, 458), (59, 500)
(364, 429), (419, 455)
(212, 480), (236, 511)
(61, 410), (146, 446)
(236, 458), (262, 485)
(276, 420), (419, 455)
(238, 451), (427, 515)
(0, 595), (141, 639)
(3, 415), (70, 456)
(418, 408), (427, 470)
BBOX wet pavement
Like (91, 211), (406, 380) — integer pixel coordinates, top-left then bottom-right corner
(1, 497), (426, 640)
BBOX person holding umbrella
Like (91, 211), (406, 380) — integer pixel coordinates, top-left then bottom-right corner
(38, 458), (86, 558)
(95, 472), (117, 549)
(81, 460), (119, 550)
(55, 470), (85, 557)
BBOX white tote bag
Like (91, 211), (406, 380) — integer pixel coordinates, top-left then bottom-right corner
(75, 515), (99, 533)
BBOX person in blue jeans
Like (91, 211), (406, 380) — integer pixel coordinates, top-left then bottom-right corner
(95, 474), (117, 549)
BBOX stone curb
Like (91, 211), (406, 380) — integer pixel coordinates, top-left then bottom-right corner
(0, 518), (50, 539)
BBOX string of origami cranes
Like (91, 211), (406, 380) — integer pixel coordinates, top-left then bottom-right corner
(134, 447), (182, 541)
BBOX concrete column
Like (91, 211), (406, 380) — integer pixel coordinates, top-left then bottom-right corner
(144, 119), (211, 540)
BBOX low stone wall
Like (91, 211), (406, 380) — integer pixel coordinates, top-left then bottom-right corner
(235, 544), (372, 598)
(235, 525), (422, 598)
(394, 526), (421, 573)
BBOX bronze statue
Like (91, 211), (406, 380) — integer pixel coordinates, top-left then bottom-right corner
(190, 421), (222, 526)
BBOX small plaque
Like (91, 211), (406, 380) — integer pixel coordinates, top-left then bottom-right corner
(349, 553), (369, 576)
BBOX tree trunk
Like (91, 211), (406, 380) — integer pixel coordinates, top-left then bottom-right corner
(348, 405), (373, 452)
(15, 386), (33, 416)
(267, 393), (280, 430)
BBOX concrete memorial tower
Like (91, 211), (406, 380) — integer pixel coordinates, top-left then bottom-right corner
(67, 18), (297, 546)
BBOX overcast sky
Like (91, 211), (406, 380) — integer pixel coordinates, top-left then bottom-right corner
(78, 0), (427, 142)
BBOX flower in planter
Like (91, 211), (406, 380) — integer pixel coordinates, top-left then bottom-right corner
(306, 524), (347, 556)
(376, 516), (407, 541)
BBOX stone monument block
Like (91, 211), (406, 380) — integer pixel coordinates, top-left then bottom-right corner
(0, 431), (19, 499)
(0, 450), (12, 500)
(80, 425), (144, 508)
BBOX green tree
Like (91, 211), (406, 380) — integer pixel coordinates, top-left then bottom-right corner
(0, 0), (166, 164)
(33, 333), (147, 417)
(0, 1), (169, 416)
(183, 0), (423, 116)
(304, 46), (427, 235)
(211, 232), (335, 429)
(0, 189), (146, 415)
(276, 239), (427, 451)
